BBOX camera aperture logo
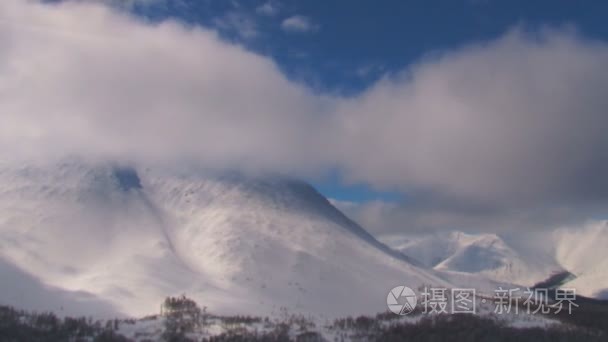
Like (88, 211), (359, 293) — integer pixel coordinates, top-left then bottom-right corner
(387, 285), (417, 315)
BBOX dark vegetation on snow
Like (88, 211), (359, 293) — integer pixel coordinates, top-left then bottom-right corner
(532, 271), (576, 290)
(0, 295), (607, 341)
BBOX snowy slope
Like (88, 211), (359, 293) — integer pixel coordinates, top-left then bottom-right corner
(554, 221), (608, 299)
(0, 158), (449, 318)
(380, 232), (563, 287)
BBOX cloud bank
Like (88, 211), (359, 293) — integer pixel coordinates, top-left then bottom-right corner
(2, 0), (608, 232)
(0, 0), (333, 174)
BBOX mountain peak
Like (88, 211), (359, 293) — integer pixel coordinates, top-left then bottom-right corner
(0, 159), (446, 317)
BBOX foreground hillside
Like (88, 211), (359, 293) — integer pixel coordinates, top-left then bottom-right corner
(0, 158), (447, 318)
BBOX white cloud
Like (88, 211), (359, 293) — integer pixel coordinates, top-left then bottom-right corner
(281, 15), (318, 33)
(3, 1), (608, 232)
(212, 11), (259, 40)
(354, 63), (384, 79)
(0, 0), (333, 174)
(256, 2), (278, 16)
(328, 198), (359, 211)
(332, 28), (608, 209)
(93, 0), (168, 9)
(333, 197), (600, 235)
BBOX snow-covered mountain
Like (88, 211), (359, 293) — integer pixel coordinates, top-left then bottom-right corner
(379, 231), (562, 287)
(380, 223), (608, 300)
(0, 158), (449, 318)
(554, 221), (608, 299)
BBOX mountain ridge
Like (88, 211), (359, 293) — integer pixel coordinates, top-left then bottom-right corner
(0, 158), (448, 318)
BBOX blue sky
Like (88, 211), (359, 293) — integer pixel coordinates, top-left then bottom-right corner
(312, 170), (403, 203)
(123, 0), (608, 203)
(133, 0), (608, 94)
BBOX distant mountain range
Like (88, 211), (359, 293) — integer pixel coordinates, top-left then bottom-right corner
(379, 222), (608, 300)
